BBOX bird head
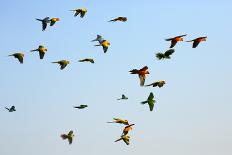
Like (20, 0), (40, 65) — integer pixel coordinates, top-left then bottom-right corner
(146, 71), (150, 74)
(125, 120), (129, 125)
(202, 37), (207, 41)
(67, 61), (70, 64)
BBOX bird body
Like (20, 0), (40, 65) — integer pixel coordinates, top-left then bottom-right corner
(95, 40), (110, 53)
(8, 52), (24, 64)
(61, 130), (74, 145)
(117, 94), (128, 100)
(107, 118), (129, 125)
(129, 66), (149, 86)
(156, 49), (175, 60)
(50, 18), (60, 26)
(52, 60), (70, 70)
(165, 34), (187, 48)
(5, 106), (16, 112)
(108, 17), (127, 22)
(141, 92), (155, 111)
(187, 36), (207, 48)
(78, 58), (94, 63)
(122, 124), (135, 135)
(73, 105), (88, 109)
(115, 134), (130, 145)
(31, 45), (47, 59)
(145, 80), (166, 88)
(70, 8), (87, 18)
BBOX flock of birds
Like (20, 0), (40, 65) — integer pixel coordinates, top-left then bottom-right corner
(5, 6), (207, 146)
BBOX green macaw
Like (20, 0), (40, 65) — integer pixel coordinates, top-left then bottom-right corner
(70, 8), (87, 18)
(5, 106), (16, 112)
(141, 92), (155, 111)
(8, 52), (24, 64)
(73, 105), (88, 109)
(78, 58), (94, 64)
(117, 94), (128, 100)
(52, 60), (70, 70)
(31, 45), (47, 59)
(61, 130), (74, 145)
(156, 49), (175, 60)
(145, 80), (166, 88)
(107, 118), (129, 125)
(115, 134), (130, 145)
(36, 17), (50, 31)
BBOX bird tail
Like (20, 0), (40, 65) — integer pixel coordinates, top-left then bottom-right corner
(36, 18), (43, 22)
(30, 49), (37, 52)
(186, 40), (193, 42)
(108, 19), (115, 22)
(78, 60), (84, 62)
(52, 61), (58, 63)
(141, 101), (148, 104)
(5, 107), (9, 110)
(114, 138), (122, 142)
(129, 69), (138, 74)
(165, 38), (172, 41)
(94, 44), (101, 46)
(107, 121), (115, 123)
(60, 134), (68, 140)
(8, 54), (13, 57)
(145, 84), (152, 87)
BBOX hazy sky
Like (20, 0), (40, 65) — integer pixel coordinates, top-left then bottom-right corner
(0, 0), (232, 155)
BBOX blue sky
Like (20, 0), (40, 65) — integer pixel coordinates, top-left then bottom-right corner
(0, 0), (232, 155)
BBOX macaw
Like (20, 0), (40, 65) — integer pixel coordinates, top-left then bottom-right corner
(50, 18), (60, 26)
(108, 17), (127, 22)
(115, 134), (130, 145)
(5, 106), (16, 112)
(36, 17), (50, 31)
(122, 124), (135, 135)
(186, 36), (207, 48)
(117, 94), (128, 100)
(8, 52), (24, 64)
(156, 49), (175, 60)
(129, 66), (149, 86)
(52, 60), (70, 70)
(61, 130), (74, 145)
(165, 34), (187, 48)
(78, 58), (94, 63)
(107, 118), (129, 125)
(91, 35), (104, 43)
(73, 105), (88, 109)
(95, 40), (110, 53)
(141, 92), (155, 111)
(31, 45), (47, 59)
(145, 80), (166, 88)
(70, 8), (87, 18)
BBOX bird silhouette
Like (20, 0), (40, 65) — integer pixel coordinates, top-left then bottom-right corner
(5, 106), (16, 112)
(145, 80), (166, 88)
(78, 58), (94, 64)
(73, 105), (88, 109)
(70, 8), (87, 18)
(108, 17), (127, 22)
(156, 49), (175, 60)
(52, 60), (70, 70)
(115, 134), (130, 145)
(107, 118), (129, 125)
(117, 94), (128, 100)
(8, 52), (24, 64)
(165, 34), (187, 48)
(61, 130), (74, 145)
(36, 17), (50, 31)
(141, 92), (155, 111)
(129, 66), (149, 86)
(186, 36), (207, 48)
(30, 45), (47, 59)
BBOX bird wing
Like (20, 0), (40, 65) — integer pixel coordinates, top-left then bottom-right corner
(80, 11), (86, 18)
(74, 10), (80, 17)
(42, 22), (47, 31)
(103, 46), (108, 53)
(68, 131), (73, 136)
(164, 49), (175, 57)
(68, 137), (73, 144)
(140, 66), (148, 71)
(170, 40), (177, 48)
(148, 92), (154, 100)
(60, 63), (67, 70)
(39, 51), (45, 59)
(139, 74), (146, 86)
(176, 34), (187, 38)
(192, 40), (200, 48)
(115, 137), (122, 142)
(148, 100), (154, 111)
(123, 138), (130, 145)
(50, 20), (56, 26)
(17, 55), (23, 64)
(61, 134), (68, 139)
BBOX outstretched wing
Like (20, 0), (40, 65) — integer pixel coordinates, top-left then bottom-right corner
(156, 53), (165, 60)
(17, 55), (23, 64)
(164, 49), (175, 57)
(140, 66), (148, 71)
(192, 40), (200, 48)
(39, 51), (45, 59)
(123, 138), (130, 145)
(170, 40), (177, 48)
(148, 100), (154, 111)
(148, 92), (154, 100)
(139, 74), (146, 86)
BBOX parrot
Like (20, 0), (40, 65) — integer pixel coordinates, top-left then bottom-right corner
(70, 8), (87, 18)
(61, 130), (74, 145)
(129, 66), (149, 86)
(36, 17), (50, 31)
(52, 60), (70, 70)
(122, 124), (135, 135)
(115, 134), (130, 145)
(145, 80), (166, 88)
(50, 18), (60, 26)
(95, 40), (110, 53)
(186, 36), (207, 48)
(91, 35), (104, 43)
(78, 58), (94, 63)
(5, 106), (16, 112)
(30, 45), (47, 59)
(156, 49), (175, 60)
(73, 105), (88, 109)
(108, 17), (127, 22)
(8, 52), (24, 64)
(165, 34), (187, 48)
(141, 92), (155, 111)
(107, 118), (129, 125)
(117, 94), (128, 100)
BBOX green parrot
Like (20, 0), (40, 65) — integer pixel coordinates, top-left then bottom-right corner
(73, 105), (88, 109)
(70, 8), (87, 18)
(8, 52), (24, 64)
(141, 92), (156, 111)
(145, 80), (166, 88)
(107, 118), (129, 125)
(52, 60), (70, 70)
(61, 130), (74, 145)
(5, 106), (16, 112)
(78, 58), (94, 64)
(117, 94), (128, 100)
(36, 17), (50, 31)
(31, 45), (47, 59)
(156, 49), (175, 60)
(115, 134), (130, 145)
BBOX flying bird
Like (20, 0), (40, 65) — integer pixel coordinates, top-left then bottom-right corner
(73, 105), (88, 109)
(52, 60), (70, 70)
(107, 118), (129, 125)
(165, 34), (187, 48)
(78, 58), (94, 64)
(36, 17), (50, 31)
(129, 66), (149, 86)
(145, 80), (166, 88)
(117, 94), (128, 100)
(141, 92), (155, 111)
(70, 8), (87, 18)
(186, 36), (207, 48)
(122, 124), (135, 135)
(5, 106), (16, 112)
(61, 130), (74, 145)
(30, 45), (47, 59)
(95, 40), (110, 53)
(91, 35), (104, 43)
(115, 134), (130, 145)
(108, 17), (127, 22)
(156, 49), (175, 60)
(8, 52), (24, 64)
(49, 18), (60, 26)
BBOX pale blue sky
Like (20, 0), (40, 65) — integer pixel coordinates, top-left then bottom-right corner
(0, 0), (232, 155)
